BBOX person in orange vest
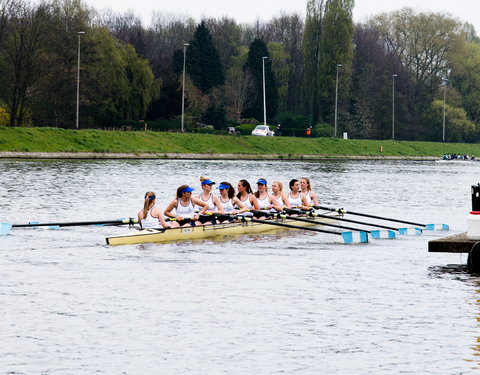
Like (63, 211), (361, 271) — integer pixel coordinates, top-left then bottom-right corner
(306, 127), (311, 136)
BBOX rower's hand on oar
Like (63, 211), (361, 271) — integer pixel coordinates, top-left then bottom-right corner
(176, 216), (183, 221)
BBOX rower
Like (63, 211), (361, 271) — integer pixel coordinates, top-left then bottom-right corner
(254, 178), (283, 217)
(217, 182), (247, 222)
(196, 176), (224, 223)
(287, 179), (309, 211)
(164, 185), (209, 226)
(236, 179), (260, 211)
(138, 191), (178, 229)
(271, 181), (291, 209)
(300, 177), (319, 206)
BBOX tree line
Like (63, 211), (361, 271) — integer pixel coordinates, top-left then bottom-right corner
(1, 0), (479, 142)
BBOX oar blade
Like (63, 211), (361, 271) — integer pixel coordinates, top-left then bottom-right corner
(398, 227), (423, 235)
(341, 231), (368, 244)
(425, 224), (449, 231)
(369, 230), (396, 239)
(0, 223), (12, 236)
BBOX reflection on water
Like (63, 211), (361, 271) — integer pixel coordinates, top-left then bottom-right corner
(0, 158), (479, 374)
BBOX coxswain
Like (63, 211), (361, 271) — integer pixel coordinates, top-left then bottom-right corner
(164, 185), (209, 226)
(300, 177), (319, 206)
(138, 192), (178, 229)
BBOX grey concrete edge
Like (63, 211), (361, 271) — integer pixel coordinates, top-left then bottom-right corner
(0, 151), (438, 161)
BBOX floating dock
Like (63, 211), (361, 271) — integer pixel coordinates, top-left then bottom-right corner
(428, 233), (480, 272)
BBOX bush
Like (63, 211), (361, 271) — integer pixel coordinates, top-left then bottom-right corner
(236, 123), (257, 135)
(274, 112), (310, 130)
(314, 123), (334, 137)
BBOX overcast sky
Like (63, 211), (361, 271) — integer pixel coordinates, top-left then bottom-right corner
(88, 0), (480, 33)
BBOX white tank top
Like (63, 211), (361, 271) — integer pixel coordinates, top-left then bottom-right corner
(271, 193), (285, 207)
(197, 193), (215, 211)
(257, 194), (270, 209)
(239, 195), (253, 209)
(141, 208), (161, 229)
(288, 192), (303, 207)
(220, 197), (235, 213)
(302, 191), (313, 205)
(176, 199), (195, 219)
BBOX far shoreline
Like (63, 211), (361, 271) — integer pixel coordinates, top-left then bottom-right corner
(0, 151), (439, 161)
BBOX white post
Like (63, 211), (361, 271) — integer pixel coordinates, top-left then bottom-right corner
(442, 78), (448, 142)
(76, 31), (85, 129)
(262, 56), (268, 127)
(392, 74), (397, 140)
(181, 43), (189, 133)
(334, 64), (342, 137)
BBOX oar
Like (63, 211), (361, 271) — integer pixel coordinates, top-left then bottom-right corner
(0, 218), (138, 235)
(241, 216), (368, 244)
(312, 205), (448, 230)
(308, 211), (422, 236)
(275, 213), (396, 240)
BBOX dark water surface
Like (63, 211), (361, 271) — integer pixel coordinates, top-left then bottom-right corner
(0, 158), (479, 374)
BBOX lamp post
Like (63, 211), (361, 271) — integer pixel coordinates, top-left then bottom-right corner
(181, 43), (189, 133)
(442, 77), (448, 142)
(392, 74), (397, 140)
(75, 31), (85, 129)
(262, 56), (268, 126)
(334, 64), (342, 137)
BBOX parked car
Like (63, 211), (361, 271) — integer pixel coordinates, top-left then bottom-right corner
(251, 125), (275, 137)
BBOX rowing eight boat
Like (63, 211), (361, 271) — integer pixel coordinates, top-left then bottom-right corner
(106, 213), (339, 246)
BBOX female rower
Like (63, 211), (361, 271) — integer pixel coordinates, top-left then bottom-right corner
(164, 185), (209, 226)
(196, 176), (224, 223)
(138, 191), (178, 229)
(254, 178), (283, 214)
(300, 177), (319, 207)
(236, 179), (260, 211)
(287, 179), (309, 211)
(271, 181), (291, 209)
(217, 182), (247, 220)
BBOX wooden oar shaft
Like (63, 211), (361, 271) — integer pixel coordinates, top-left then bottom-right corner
(314, 205), (426, 227)
(12, 218), (136, 228)
(248, 217), (341, 236)
(311, 212), (399, 231)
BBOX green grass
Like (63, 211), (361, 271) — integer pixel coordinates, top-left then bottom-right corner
(1, 126), (479, 157)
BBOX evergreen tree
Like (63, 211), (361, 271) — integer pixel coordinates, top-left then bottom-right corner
(242, 38), (278, 122)
(186, 21), (224, 94)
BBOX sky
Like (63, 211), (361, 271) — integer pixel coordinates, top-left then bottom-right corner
(88, 0), (480, 33)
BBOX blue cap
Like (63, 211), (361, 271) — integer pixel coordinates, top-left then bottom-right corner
(217, 183), (230, 190)
(181, 186), (195, 193)
(201, 179), (215, 185)
(256, 179), (267, 185)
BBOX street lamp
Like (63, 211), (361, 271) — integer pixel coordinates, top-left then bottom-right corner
(75, 31), (85, 129)
(392, 74), (397, 140)
(442, 77), (448, 142)
(334, 64), (342, 137)
(181, 43), (189, 133)
(262, 56), (268, 127)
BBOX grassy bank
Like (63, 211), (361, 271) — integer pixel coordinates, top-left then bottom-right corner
(1, 126), (479, 157)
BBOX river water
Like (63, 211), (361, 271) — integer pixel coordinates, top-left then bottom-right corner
(0, 158), (479, 374)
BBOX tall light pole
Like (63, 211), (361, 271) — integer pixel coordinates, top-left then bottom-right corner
(392, 74), (397, 140)
(181, 43), (189, 133)
(76, 31), (85, 129)
(262, 56), (268, 126)
(442, 77), (448, 142)
(334, 64), (342, 137)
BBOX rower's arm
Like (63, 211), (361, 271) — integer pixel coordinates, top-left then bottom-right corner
(250, 194), (260, 210)
(269, 196), (283, 212)
(163, 200), (177, 218)
(191, 197), (209, 215)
